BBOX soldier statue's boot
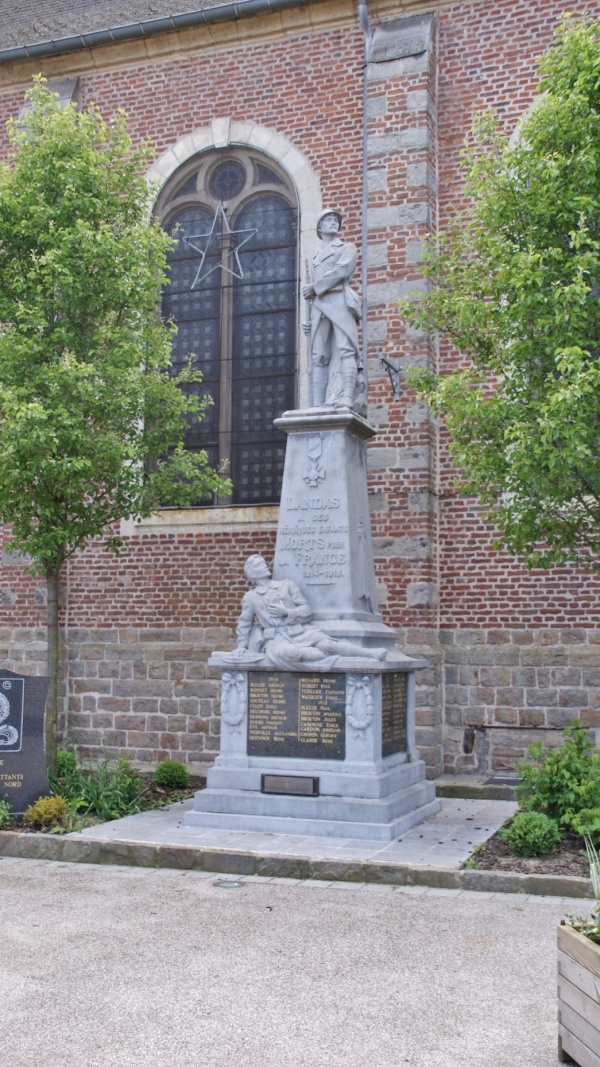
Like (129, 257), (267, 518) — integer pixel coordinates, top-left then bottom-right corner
(337, 361), (357, 408)
(312, 364), (329, 406)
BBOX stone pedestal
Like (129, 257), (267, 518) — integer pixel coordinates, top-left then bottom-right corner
(273, 408), (396, 646)
(184, 659), (439, 840)
(184, 407), (441, 840)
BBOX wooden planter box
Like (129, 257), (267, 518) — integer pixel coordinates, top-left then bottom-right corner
(558, 922), (600, 1066)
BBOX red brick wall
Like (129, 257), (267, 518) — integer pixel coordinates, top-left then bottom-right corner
(0, 0), (598, 773)
(79, 25), (365, 235)
(435, 0), (600, 630)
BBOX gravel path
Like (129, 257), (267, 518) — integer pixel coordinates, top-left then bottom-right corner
(2, 856), (581, 1067)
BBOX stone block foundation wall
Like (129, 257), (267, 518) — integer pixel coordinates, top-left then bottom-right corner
(439, 629), (600, 776)
(0, 628), (51, 679)
(64, 628), (232, 768)
(56, 626), (600, 778)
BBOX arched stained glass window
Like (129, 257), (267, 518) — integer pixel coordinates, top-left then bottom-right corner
(232, 195), (296, 504)
(157, 149), (298, 506)
(162, 204), (221, 475)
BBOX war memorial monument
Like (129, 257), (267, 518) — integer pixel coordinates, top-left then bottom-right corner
(184, 210), (440, 839)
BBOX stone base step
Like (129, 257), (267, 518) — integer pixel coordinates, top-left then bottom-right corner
(207, 756), (427, 799)
(183, 782), (441, 841)
(435, 775), (517, 801)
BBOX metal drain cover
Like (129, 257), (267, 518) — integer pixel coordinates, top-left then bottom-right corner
(213, 878), (245, 889)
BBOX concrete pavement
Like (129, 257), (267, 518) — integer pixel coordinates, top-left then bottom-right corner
(76, 795), (516, 866)
(1, 854), (590, 1067)
(1, 796), (592, 897)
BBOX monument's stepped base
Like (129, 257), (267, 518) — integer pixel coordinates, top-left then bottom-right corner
(206, 753), (424, 799)
(185, 756), (440, 841)
(184, 768), (439, 841)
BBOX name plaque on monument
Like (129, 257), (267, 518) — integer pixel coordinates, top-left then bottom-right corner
(248, 672), (345, 760)
(381, 672), (408, 757)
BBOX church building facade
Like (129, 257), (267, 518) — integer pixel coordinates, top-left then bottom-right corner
(0, 0), (598, 778)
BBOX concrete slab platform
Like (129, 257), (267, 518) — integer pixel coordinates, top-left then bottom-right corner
(1, 795), (592, 899)
(75, 795), (515, 867)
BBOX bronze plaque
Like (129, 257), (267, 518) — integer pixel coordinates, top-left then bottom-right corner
(261, 774), (319, 796)
(382, 672), (408, 757)
(248, 672), (345, 760)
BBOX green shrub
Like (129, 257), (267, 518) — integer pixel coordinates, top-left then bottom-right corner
(153, 760), (190, 789)
(56, 749), (77, 778)
(50, 750), (144, 821)
(24, 795), (68, 828)
(571, 808), (600, 841)
(77, 757), (143, 821)
(49, 747), (83, 800)
(0, 797), (11, 829)
(499, 811), (561, 857)
(516, 720), (600, 832)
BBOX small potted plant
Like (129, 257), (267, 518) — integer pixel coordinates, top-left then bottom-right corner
(558, 836), (600, 1064)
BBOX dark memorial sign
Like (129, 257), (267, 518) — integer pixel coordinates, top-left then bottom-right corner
(261, 774), (319, 796)
(0, 669), (50, 814)
(248, 672), (345, 760)
(382, 672), (408, 758)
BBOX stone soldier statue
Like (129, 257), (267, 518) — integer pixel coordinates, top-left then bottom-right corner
(303, 209), (362, 409)
(233, 555), (385, 671)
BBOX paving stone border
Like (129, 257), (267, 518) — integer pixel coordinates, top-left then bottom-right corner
(0, 830), (592, 899)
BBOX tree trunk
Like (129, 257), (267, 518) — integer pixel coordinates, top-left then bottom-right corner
(45, 568), (60, 773)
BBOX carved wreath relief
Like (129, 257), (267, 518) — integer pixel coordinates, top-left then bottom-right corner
(346, 674), (374, 739)
(220, 671), (248, 733)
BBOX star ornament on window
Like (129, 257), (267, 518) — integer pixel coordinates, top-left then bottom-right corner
(183, 204), (257, 290)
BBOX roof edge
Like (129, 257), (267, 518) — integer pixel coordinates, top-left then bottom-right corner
(0, 0), (317, 65)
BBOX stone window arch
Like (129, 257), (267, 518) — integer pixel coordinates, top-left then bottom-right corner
(155, 146), (299, 506)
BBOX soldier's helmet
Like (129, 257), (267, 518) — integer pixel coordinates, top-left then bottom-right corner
(316, 209), (342, 234)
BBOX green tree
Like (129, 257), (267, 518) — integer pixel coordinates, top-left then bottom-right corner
(0, 80), (229, 767)
(399, 16), (600, 571)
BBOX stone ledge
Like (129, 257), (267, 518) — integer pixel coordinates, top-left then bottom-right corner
(435, 775), (517, 801)
(0, 831), (592, 898)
